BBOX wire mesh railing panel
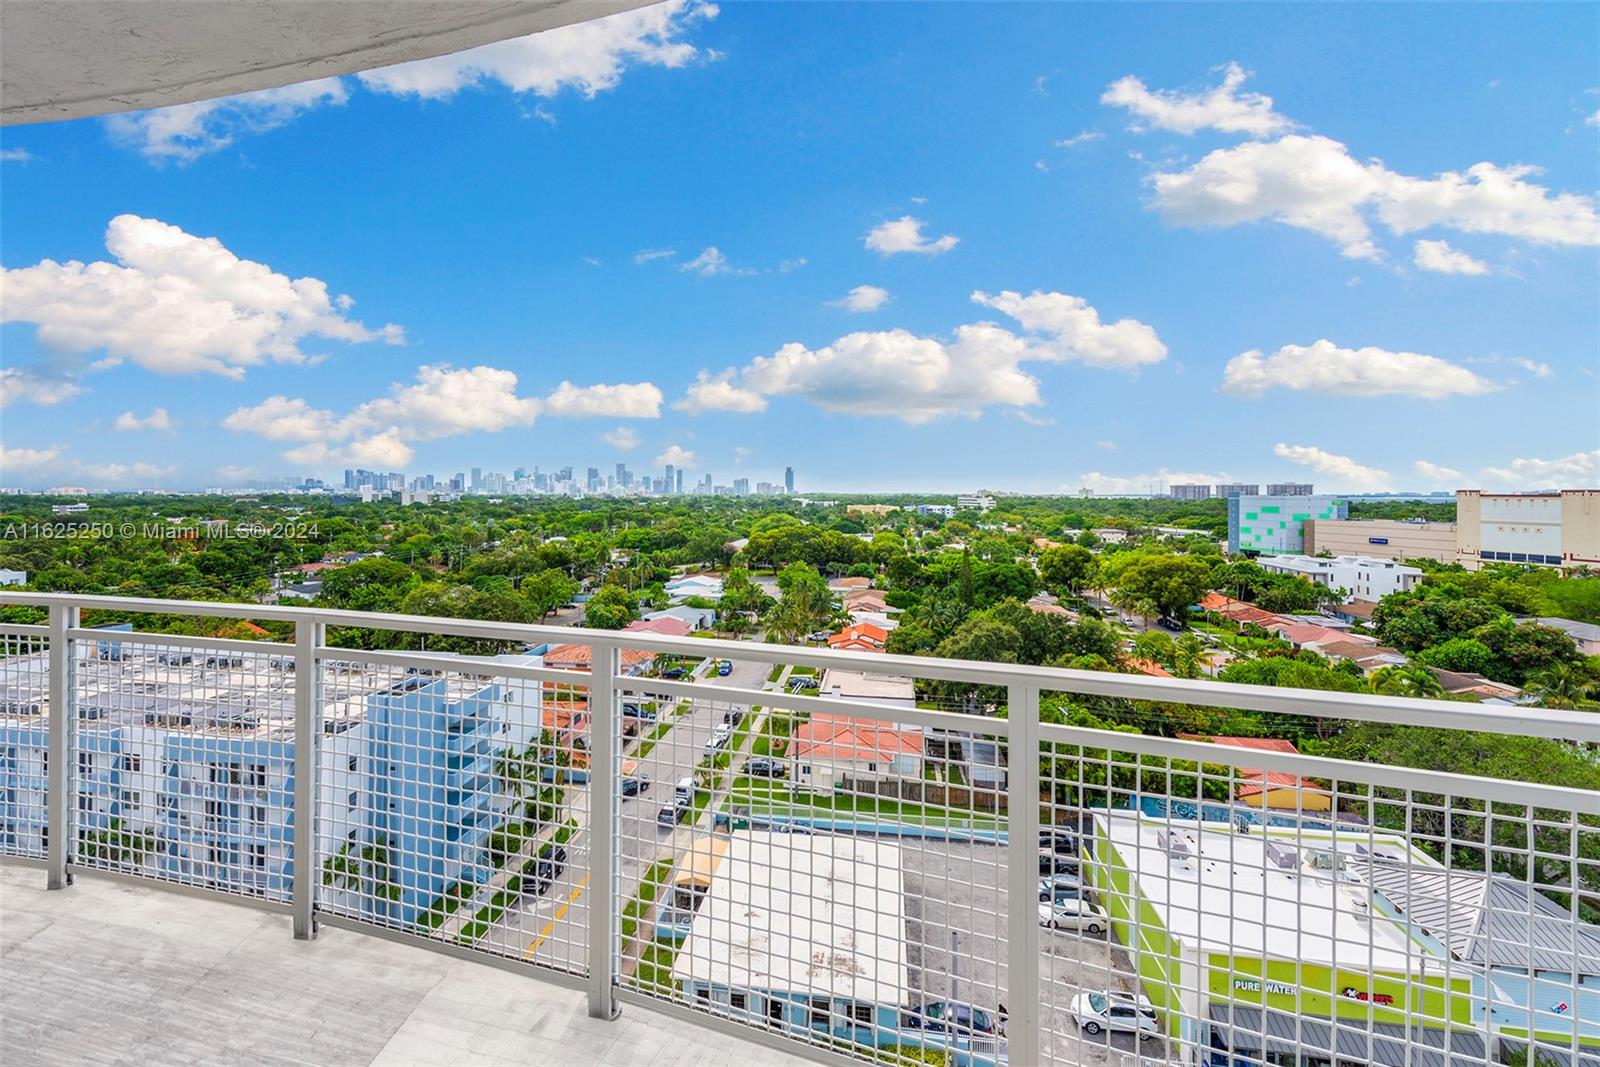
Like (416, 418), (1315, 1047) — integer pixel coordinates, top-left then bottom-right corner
(0, 627), (50, 859)
(70, 637), (299, 900)
(313, 652), (594, 979)
(1032, 694), (1600, 1067)
(614, 651), (1014, 1067)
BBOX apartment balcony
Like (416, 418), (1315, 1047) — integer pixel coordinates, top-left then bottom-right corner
(1, 592), (1597, 1067)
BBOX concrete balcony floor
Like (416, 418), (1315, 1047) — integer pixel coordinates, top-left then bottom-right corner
(0, 866), (810, 1067)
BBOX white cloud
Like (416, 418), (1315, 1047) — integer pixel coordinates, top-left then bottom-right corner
(1413, 460), (1463, 485)
(1095, 440), (1118, 451)
(971, 289), (1167, 369)
(1102, 62), (1292, 137)
(1510, 357), (1553, 379)
(778, 257), (807, 273)
(679, 246), (750, 277)
(113, 408), (174, 432)
(741, 325), (1041, 424)
(1274, 442), (1392, 490)
(830, 285), (890, 313)
(357, 1), (717, 99)
(673, 369), (768, 414)
(864, 216), (960, 256)
(78, 461), (176, 484)
(222, 365), (656, 468)
(542, 380), (662, 418)
(0, 444), (64, 471)
(214, 465), (257, 482)
(1, 147), (34, 163)
(1, 215), (402, 386)
(1588, 109), (1600, 128)
(0, 367), (85, 408)
(1221, 339), (1496, 398)
(680, 289), (1161, 423)
(654, 444), (696, 467)
(1148, 133), (1599, 259)
(1054, 131), (1103, 149)
(633, 248), (676, 264)
(602, 426), (640, 450)
(105, 79), (348, 163)
(1070, 469), (1228, 495)
(1480, 449), (1600, 488)
(1413, 239), (1489, 275)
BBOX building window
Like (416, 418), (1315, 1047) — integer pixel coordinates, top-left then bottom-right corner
(809, 997), (833, 1029)
(348, 756), (358, 772)
(124, 753), (142, 773)
(851, 1004), (874, 1024)
(695, 988), (710, 1004)
(348, 792), (358, 810)
(246, 844), (266, 870)
(730, 993), (748, 1012)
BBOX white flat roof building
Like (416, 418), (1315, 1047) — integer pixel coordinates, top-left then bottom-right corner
(669, 831), (908, 1006)
(1257, 554), (1423, 603)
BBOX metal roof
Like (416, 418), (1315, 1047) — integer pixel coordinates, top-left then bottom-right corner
(1209, 1004), (1488, 1067)
(1364, 862), (1600, 975)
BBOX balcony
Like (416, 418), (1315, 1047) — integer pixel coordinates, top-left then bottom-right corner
(2, 592), (1598, 1067)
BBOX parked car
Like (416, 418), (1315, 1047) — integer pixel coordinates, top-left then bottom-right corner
(528, 846), (569, 895)
(903, 1001), (1004, 1037)
(1037, 897), (1107, 935)
(621, 774), (650, 797)
(657, 802), (689, 827)
(1040, 828), (1080, 855)
(1039, 877), (1084, 902)
(716, 660), (733, 676)
(1068, 992), (1160, 1040)
(804, 631), (832, 642)
(788, 676), (819, 692)
(1157, 615), (1185, 632)
(661, 666), (687, 680)
(744, 757), (787, 778)
(705, 725), (732, 750)
(1040, 853), (1079, 876)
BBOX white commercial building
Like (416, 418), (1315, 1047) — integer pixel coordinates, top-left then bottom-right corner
(1456, 489), (1600, 571)
(956, 493), (996, 512)
(1257, 554), (1423, 602)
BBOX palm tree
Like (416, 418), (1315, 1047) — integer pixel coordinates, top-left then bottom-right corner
(1525, 662), (1597, 709)
(1368, 665), (1446, 699)
(1173, 633), (1206, 679)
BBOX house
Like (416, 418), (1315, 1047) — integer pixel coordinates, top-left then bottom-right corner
(644, 605), (716, 631)
(1186, 736), (1332, 812)
(625, 617), (694, 638)
(844, 610), (899, 632)
(1327, 599), (1379, 626)
(842, 589), (889, 614)
(542, 643), (658, 676)
(1127, 658), (1173, 678)
(1025, 593), (1073, 617)
(1199, 592), (1247, 613)
(665, 574), (723, 603)
(0, 569), (27, 587)
(1315, 640), (1408, 673)
(791, 713), (923, 791)
(1216, 603), (1284, 629)
(1428, 669), (1526, 704)
(828, 576), (873, 592)
(827, 623), (888, 653)
(1263, 622), (1349, 650)
(818, 669), (917, 709)
(1532, 617), (1600, 656)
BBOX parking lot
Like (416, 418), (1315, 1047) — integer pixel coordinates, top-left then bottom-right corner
(901, 837), (1171, 1066)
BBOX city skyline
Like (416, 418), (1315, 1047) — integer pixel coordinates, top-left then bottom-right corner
(2, 3), (1598, 494)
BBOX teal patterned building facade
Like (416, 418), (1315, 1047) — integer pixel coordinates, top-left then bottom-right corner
(1227, 495), (1348, 555)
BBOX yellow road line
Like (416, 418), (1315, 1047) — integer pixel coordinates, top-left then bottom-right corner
(523, 872), (591, 959)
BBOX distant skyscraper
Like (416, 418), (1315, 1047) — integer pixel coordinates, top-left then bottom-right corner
(586, 467), (601, 492)
(784, 466), (795, 494)
(450, 473), (465, 492)
(615, 462), (629, 488)
(1169, 484), (1212, 500)
(675, 469), (684, 495)
(664, 464), (676, 494)
(470, 467), (482, 491)
(1267, 483), (1315, 496)
(733, 478), (749, 496)
(343, 468), (356, 490)
(1215, 483), (1259, 498)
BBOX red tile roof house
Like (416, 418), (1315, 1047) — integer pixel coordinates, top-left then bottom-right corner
(1127, 658), (1173, 678)
(790, 714), (924, 793)
(542, 643), (658, 676)
(843, 589), (890, 612)
(624, 617), (694, 638)
(828, 622), (889, 653)
(829, 576), (874, 592)
(1263, 622), (1351, 650)
(1182, 735), (1332, 812)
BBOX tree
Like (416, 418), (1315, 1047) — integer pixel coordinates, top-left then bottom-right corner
(1524, 662), (1598, 709)
(521, 569), (579, 620)
(1468, 617), (1583, 686)
(765, 563), (834, 644)
(317, 558), (419, 613)
(1172, 633), (1205, 679)
(584, 585), (638, 630)
(1104, 552), (1211, 622)
(1367, 665), (1446, 699)
(1413, 637), (1495, 676)
(1039, 545), (1096, 598)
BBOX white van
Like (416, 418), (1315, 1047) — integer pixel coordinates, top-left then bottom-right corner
(675, 777), (695, 803)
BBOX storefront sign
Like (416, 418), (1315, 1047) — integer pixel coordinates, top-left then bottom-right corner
(1233, 978), (1295, 996)
(1340, 986), (1396, 1005)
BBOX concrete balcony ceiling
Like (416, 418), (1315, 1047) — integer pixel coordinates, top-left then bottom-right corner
(1, 0), (652, 126)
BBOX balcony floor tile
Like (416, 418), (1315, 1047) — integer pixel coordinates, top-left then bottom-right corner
(0, 865), (811, 1067)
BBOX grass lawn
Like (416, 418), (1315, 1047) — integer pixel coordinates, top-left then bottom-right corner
(621, 857), (675, 943)
(790, 665), (819, 677)
(766, 664), (785, 684)
(629, 942), (680, 995)
(729, 782), (1006, 830)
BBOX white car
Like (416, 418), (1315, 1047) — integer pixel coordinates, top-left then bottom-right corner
(1068, 991), (1160, 1040)
(705, 725), (732, 749)
(1037, 897), (1107, 935)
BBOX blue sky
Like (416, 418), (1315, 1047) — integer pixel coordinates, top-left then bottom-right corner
(2, 1), (1597, 494)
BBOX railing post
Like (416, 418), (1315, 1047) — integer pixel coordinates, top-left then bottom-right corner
(45, 602), (78, 890)
(292, 618), (324, 939)
(587, 642), (622, 1020)
(1005, 683), (1041, 1067)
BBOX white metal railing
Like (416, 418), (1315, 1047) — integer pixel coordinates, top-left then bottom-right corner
(1, 591), (1597, 1067)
